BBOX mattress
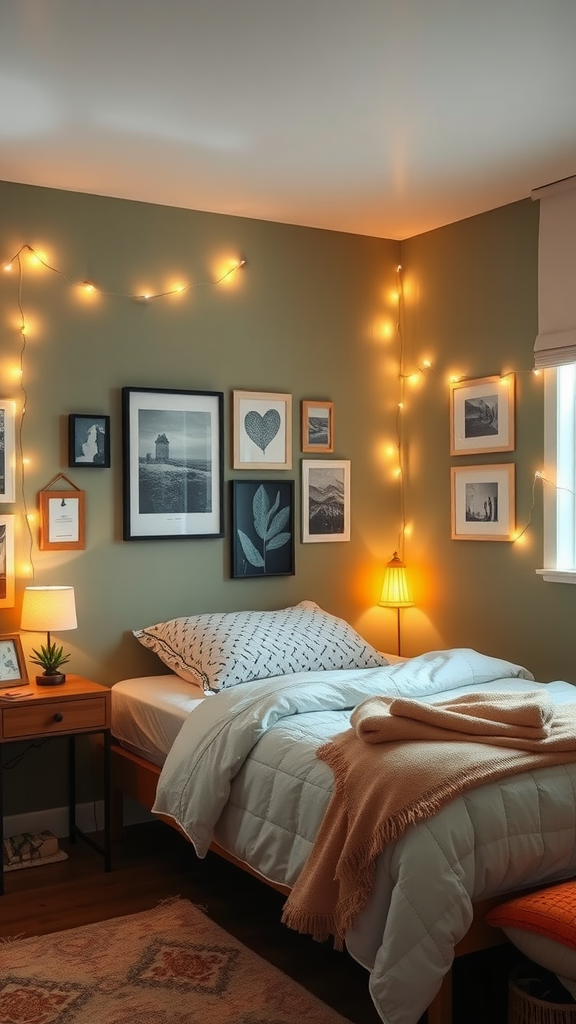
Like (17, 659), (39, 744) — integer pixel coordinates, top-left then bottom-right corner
(111, 653), (403, 766)
(111, 673), (207, 766)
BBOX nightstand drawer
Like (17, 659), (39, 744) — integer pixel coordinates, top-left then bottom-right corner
(2, 697), (108, 739)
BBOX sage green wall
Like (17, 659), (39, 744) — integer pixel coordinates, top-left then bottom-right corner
(0, 180), (401, 814)
(2, 183), (574, 819)
(400, 198), (576, 684)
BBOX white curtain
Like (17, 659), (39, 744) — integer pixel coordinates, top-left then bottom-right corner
(532, 174), (576, 369)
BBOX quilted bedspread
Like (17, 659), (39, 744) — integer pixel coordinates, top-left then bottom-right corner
(152, 649), (576, 1024)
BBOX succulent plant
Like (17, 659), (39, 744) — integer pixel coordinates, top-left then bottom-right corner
(30, 641), (71, 675)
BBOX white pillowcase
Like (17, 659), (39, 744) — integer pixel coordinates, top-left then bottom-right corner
(133, 600), (388, 692)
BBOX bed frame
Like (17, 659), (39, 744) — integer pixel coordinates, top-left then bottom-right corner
(108, 738), (543, 1024)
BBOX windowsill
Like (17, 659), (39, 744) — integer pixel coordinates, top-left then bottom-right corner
(535, 568), (576, 584)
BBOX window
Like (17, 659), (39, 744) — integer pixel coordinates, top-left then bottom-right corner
(539, 364), (576, 582)
(532, 174), (576, 584)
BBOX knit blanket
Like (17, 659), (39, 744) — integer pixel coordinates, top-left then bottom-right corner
(281, 689), (576, 946)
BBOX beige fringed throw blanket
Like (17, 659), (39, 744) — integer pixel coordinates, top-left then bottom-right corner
(281, 689), (576, 946)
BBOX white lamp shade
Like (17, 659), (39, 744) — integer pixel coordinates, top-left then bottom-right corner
(20, 586), (77, 633)
(378, 553), (414, 609)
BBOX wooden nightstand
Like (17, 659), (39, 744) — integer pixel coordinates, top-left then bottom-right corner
(0, 674), (111, 895)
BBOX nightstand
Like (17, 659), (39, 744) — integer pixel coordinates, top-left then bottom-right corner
(0, 674), (111, 895)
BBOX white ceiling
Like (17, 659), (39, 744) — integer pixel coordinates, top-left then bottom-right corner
(2, 1), (576, 240)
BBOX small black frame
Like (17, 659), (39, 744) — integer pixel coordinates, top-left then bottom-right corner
(231, 479), (295, 578)
(69, 414), (111, 468)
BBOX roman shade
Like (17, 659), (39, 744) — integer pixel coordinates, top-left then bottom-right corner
(532, 174), (576, 369)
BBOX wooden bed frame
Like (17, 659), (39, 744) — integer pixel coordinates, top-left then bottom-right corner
(108, 739), (543, 1024)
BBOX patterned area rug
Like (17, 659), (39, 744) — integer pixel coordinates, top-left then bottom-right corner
(0, 897), (353, 1023)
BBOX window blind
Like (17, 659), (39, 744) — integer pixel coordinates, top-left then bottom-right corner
(532, 174), (576, 369)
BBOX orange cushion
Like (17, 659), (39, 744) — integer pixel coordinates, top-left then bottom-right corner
(486, 881), (576, 949)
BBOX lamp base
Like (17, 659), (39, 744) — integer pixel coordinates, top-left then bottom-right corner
(36, 673), (66, 686)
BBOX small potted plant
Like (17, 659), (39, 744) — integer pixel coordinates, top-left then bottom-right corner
(30, 641), (71, 686)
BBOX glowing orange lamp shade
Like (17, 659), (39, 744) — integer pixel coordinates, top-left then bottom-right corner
(379, 552), (413, 656)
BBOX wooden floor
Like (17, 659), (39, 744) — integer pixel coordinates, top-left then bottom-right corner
(0, 820), (521, 1023)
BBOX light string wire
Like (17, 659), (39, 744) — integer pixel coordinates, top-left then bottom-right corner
(395, 265), (407, 558)
(514, 471), (576, 542)
(12, 249), (35, 578)
(4, 244), (246, 300)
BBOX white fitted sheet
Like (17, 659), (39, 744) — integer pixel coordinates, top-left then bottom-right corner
(111, 654), (403, 767)
(111, 673), (206, 766)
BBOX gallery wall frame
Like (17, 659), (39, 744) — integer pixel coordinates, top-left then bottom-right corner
(301, 459), (350, 543)
(0, 514), (15, 609)
(451, 463), (516, 541)
(232, 390), (292, 470)
(231, 479), (295, 578)
(69, 414), (111, 468)
(39, 474), (86, 551)
(301, 400), (334, 453)
(0, 399), (16, 503)
(449, 374), (515, 456)
(122, 387), (224, 540)
(0, 633), (29, 687)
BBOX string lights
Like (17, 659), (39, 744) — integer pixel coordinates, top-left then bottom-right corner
(3, 244), (246, 303)
(2, 242), (247, 580)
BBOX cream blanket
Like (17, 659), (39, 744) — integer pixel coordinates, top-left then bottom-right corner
(281, 689), (576, 945)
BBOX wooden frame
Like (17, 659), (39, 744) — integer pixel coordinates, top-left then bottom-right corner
(450, 374), (515, 456)
(0, 633), (28, 687)
(231, 479), (295, 578)
(122, 387), (224, 540)
(0, 514), (15, 608)
(232, 390), (292, 470)
(108, 739), (549, 1024)
(301, 400), (334, 453)
(451, 463), (515, 541)
(69, 414), (111, 468)
(0, 399), (16, 503)
(39, 488), (86, 551)
(302, 459), (350, 542)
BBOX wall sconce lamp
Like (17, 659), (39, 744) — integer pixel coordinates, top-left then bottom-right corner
(378, 552), (414, 657)
(20, 585), (77, 685)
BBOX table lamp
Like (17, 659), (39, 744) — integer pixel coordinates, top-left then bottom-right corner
(378, 552), (414, 657)
(20, 585), (77, 685)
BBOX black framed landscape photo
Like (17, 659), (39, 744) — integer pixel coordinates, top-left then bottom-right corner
(301, 400), (334, 453)
(0, 514), (15, 608)
(450, 374), (515, 456)
(301, 459), (350, 542)
(0, 399), (16, 503)
(69, 414), (111, 468)
(231, 479), (295, 578)
(451, 463), (515, 541)
(232, 390), (292, 470)
(122, 387), (224, 540)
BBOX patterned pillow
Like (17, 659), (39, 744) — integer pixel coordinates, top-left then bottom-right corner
(133, 601), (388, 692)
(486, 882), (576, 995)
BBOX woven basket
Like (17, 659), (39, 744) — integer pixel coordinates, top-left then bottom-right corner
(509, 968), (576, 1024)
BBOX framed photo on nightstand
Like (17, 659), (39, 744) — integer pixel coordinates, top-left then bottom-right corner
(0, 634), (28, 687)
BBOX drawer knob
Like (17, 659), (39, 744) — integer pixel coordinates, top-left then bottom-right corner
(53, 712), (64, 723)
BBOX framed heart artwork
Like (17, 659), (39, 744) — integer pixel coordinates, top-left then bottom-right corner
(232, 390), (292, 470)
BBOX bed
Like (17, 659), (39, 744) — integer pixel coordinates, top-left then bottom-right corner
(109, 602), (576, 1024)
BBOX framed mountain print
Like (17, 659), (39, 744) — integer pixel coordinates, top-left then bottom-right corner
(301, 459), (350, 542)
